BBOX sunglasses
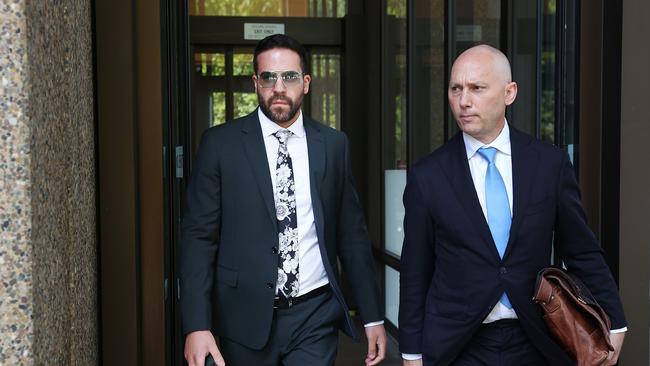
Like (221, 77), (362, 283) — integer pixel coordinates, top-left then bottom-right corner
(257, 70), (304, 88)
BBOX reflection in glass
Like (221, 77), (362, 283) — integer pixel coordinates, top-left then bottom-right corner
(310, 52), (340, 129)
(385, 170), (406, 256)
(189, 0), (347, 18)
(541, 0), (556, 143)
(191, 47), (256, 153)
(233, 52), (254, 76)
(385, 266), (400, 326)
(387, 0), (406, 17)
(508, 1), (537, 136)
(383, 0), (407, 257)
(211, 92), (226, 126)
(383, 0), (407, 170)
(234, 92), (258, 119)
(412, 0), (445, 161)
(559, 0), (578, 161)
(196, 53), (225, 76)
(449, 0), (501, 136)
(451, 0), (501, 59)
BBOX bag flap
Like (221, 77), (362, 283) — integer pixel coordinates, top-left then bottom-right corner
(533, 267), (614, 351)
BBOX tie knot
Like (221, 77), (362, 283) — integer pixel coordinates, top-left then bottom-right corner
(478, 147), (497, 164)
(273, 129), (292, 145)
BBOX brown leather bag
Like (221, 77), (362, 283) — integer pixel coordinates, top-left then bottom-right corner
(532, 267), (614, 366)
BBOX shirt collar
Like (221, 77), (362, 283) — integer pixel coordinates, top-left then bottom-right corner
(463, 120), (512, 160)
(258, 107), (305, 138)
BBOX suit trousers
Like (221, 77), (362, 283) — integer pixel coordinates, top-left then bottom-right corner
(219, 290), (344, 366)
(449, 320), (549, 366)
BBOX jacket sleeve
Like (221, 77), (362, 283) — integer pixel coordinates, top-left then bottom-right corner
(553, 151), (627, 329)
(335, 134), (382, 325)
(179, 129), (222, 334)
(399, 167), (436, 354)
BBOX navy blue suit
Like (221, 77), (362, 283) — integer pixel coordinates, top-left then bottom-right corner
(180, 110), (381, 349)
(399, 126), (626, 365)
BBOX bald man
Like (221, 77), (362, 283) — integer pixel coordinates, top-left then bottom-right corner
(398, 45), (626, 366)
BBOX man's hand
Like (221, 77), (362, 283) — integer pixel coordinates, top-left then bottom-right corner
(184, 330), (226, 366)
(604, 332), (625, 365)
(365, 324), (387, 365)
(403, 359), (423, 366)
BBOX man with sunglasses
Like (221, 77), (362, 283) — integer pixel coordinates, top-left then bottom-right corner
(180, 34), (387, 366)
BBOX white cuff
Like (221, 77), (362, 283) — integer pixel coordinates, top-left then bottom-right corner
(363, 320), (385, 328)
(610, 327), (628, 333)
(402, 353), (423, 360)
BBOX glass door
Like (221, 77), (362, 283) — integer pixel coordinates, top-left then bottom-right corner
(189, 46), (342, 154)
(190, 46), (257, 154)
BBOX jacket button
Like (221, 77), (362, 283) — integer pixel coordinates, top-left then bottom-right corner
(271, 247), (278, 254)
(499, 267), (507, 274)
(266, 282), (274, 289)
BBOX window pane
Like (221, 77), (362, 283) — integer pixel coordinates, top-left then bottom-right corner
(211, 92), (226, 126)
(233, 52), (254, 76)
(310, 52), (341, 129)
(449, 0), (502, 135)
(233, 92), (258, 119)
(560, 0), (578, 163)
(411, 0), (445, 161)
(385, 266), (400, 327)
(451, 0), (501, 57)
(508, 1), (537, 136)
(382, 0), (407, 169)
(190, 0), (347, 18)
(385, 170), (406, 256)
(196, 53), (225, 77)
(387, 0), (406, 17)
(383, 0), (407, 256)
(541, 0), (557, 144)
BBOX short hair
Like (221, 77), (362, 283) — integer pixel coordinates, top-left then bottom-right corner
(253, 34), (310, 75)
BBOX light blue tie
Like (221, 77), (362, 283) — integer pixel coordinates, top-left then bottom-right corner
(478, 147), (512, 309)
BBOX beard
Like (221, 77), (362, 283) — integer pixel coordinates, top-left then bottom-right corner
(258, 92), (303, 125)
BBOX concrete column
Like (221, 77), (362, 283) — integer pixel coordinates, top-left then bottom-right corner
(0, 1), (97, 364)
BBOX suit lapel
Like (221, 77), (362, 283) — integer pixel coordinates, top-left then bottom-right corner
(504, 126), (538, 259)
(303, 119), (357, 336)
(304, 118), (327, 245)
(443, 133), (500, 261)
(240, 111), (277, 225)
(304, 118), (326, 191)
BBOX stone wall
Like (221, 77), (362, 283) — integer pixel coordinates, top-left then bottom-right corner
(0, 0), (97, 364)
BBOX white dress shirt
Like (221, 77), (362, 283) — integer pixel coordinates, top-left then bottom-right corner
(463, 121), (518, 323)
(258, 108), (329, 296)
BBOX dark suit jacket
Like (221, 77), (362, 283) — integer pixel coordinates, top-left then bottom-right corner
(179, 110), (381, 349)
(399, 126), (626, 366)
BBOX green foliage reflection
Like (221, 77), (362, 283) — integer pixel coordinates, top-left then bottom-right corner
(234, 93), (259, 118)
(190, 0), (347, 17)
(212, 92), (226, 126)
(233, 53), (254, 76)
(387, 0), (406, 18)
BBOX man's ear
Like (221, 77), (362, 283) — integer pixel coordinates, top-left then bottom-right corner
(504, 81), (518, 106)
(252, 75), (258, 93)
(303, 74), (311, 95)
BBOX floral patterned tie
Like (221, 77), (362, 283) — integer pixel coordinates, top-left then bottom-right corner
(273, 130), (299, 300)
